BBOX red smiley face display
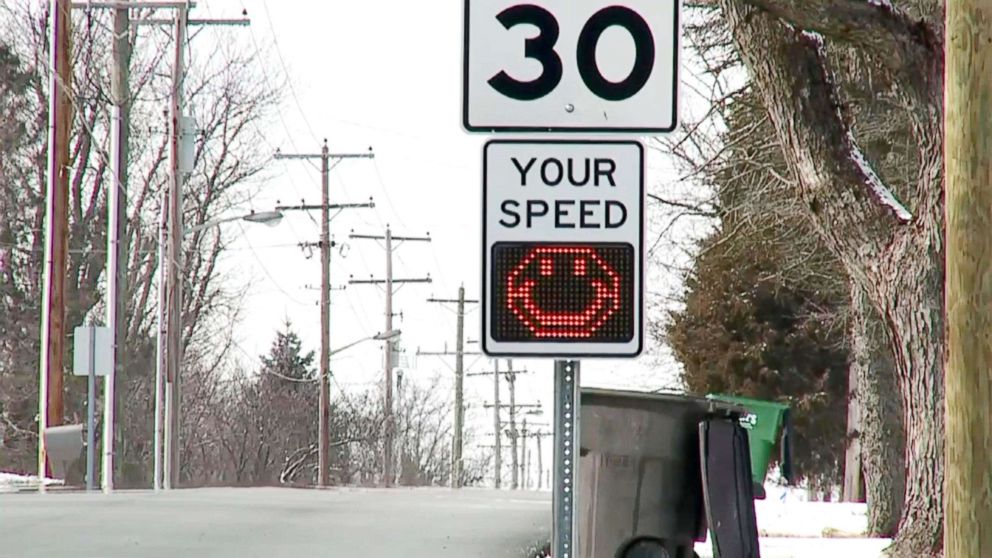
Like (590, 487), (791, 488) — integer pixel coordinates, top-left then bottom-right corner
(491, 243), (635, 342)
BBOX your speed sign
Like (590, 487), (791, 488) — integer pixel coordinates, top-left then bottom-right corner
(463, 0), (679, 133)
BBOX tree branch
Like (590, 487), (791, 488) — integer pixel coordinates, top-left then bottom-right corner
(735, 0), (941, 115)
(719, 0), (910, 269)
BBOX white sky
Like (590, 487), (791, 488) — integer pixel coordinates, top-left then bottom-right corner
(188, 0), (714, 482)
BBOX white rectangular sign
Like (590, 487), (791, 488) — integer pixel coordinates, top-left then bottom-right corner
(483, 140), (644, 357)
(73, 326), (112, 377)
(463, 0), (680, 133)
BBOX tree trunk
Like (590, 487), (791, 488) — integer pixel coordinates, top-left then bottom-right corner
(851, 282), (905, 537)
(872, 237), (944, 557)
(714, 1), (945, 553)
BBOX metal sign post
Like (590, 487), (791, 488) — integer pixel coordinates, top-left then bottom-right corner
(73, 326), (111, 491)
(553, 360), (580, 557)
(86, 330), (96, 491)
(465, 1), (679, 554)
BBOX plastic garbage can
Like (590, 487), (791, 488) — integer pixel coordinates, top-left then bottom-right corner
(707, 395), (792, 499)
(578, 388), (759, 558)
(42, 423), (84, 480)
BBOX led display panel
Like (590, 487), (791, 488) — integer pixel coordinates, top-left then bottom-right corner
(491, 243), (634, 342)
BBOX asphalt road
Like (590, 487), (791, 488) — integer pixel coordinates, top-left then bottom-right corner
(0, 487), (551, 558)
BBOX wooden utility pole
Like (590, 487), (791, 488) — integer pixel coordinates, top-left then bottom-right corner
(38, 0), (72, 481)
(423, 287), (480, 488)
(318, 143), (332, 487)
(520, 417), (528, 489)
(384, 228), (394, 485)
(162, 3), (188, 490)
(454, 287), (466, 488)
(945, 1), (992, 554)
(350, 228), (432, 486)
(102, 0), (249, 493)
(275, 144), (373, 487)
(470, 364), (538, 489)
(103, 3), (131, 493)
(532, 431), (550, 490)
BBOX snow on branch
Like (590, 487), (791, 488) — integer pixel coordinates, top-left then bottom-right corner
(719, 0), (908, 264)
(739, 0), (938, 98)
(846, 131), (913, 223)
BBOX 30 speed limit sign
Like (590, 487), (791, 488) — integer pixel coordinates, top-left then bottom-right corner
(463, 0), (679, 133)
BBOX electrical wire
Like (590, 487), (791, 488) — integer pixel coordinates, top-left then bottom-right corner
(235, 221), (313, 306)
(259, 0), (321, 146)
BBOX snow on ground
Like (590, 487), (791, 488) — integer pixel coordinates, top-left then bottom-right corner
(695, 537), (891, 558)
(694, 483), (892, 558)
(0, 472), (64, 492)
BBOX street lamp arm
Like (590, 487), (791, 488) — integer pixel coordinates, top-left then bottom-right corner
(329, 336), (374, 357)
(183, 214), (244, 236)
(329, 329), (401, 357)
(183, 210), (283, 236)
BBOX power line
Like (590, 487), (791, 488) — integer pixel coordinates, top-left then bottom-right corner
(259, 0), (320, 145)
(235, 222), (312, 307)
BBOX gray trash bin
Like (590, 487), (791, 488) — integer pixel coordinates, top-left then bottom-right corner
(578, 388), (752, 558)
(42, 423), (84, 481)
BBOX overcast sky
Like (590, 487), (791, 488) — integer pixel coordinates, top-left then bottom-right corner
(189, 0), (713, 481)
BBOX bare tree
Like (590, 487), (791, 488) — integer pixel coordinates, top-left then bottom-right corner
(0, 3), (280, 486)
(670, 1), (946, 555)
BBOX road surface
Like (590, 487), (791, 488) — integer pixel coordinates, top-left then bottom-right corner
(0, 487), (551, 558)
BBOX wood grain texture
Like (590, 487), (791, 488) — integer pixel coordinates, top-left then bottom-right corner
(944, 1), (992, 555)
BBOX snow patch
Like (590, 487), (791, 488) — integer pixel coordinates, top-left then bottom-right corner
(0, 471), (64, 492)
(693, 482), (892, 557)
(800, 30), (825, 47)
(696, 537), (891, 558)
(847, 131), (913, 222)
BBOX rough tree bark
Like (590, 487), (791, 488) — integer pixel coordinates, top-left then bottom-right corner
(717, 1), (944, 554)
(851, 283), (905, 537)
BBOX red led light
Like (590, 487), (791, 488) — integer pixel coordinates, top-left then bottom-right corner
(505, 246), (621, 339)
(491, 242), (635, 344)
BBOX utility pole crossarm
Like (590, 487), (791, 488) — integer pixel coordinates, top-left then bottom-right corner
(424, 287), (478, 489)
(275, 152), (374, 160)
(276, 140), (375, 488)
(466, 369), (531, 377)
(277, 202), (375, 211)
(349, 278), (433, 285)
(72, 1), (195, 7)
(418, 350), (483, 356)
(484, 403), (543, 409)
(133, 17), (251, 26)
(348, 227), (432, 486)
(351, 233), (431, 242)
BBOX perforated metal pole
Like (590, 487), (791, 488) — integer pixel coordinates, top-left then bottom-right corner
(553, 360), (580, 557)
(493, 359), (501, 488)
(86, 330), (96, 491)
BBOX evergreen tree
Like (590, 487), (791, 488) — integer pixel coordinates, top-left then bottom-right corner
(259, 319), (316, 386)
(667, 226), (849, 490)
(664, 91), (850, 490)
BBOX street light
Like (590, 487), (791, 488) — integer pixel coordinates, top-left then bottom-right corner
(183, 209), (283, 236)
(317, 328), (401, 487)
(328, 329), (402, 357)
(155, 208), (284, 490)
